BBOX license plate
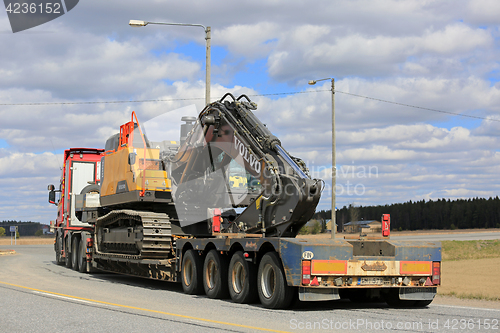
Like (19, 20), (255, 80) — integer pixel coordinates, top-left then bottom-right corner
(360, 277), (384, 285)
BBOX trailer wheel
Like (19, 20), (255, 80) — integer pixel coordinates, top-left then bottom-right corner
(257, 251), (293, 309)
(78, 237), (87, 273)
(203, 250), (229, 299)
(228, 251), (257, 304)
(181, 249), (204, 295)
(71, 237), (80, 271)
(65, 237), (72, 268)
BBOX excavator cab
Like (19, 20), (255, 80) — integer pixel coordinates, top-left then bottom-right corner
(100, 112), (173, 209)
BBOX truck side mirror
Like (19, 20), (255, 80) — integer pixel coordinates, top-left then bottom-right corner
(48, 190), (56, 205)
(48, 184), (57, 205)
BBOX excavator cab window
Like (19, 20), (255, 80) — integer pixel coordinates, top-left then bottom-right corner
(228, 160), (247, 189)
(130, 125), (151, 149)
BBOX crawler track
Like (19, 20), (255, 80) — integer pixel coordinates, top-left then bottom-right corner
(96, 210), (172, 259)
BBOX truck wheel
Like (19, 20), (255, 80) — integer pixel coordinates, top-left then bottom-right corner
(257, 251), (293, 309)
(78, 237), (87, 273)
(65, 237), (72, 268)
(181, 249), (204, 295)
(203, 250), (229, 299)
(228, 251), (257, 303)
(72, 237), (80, 271)
(55, 236), (64, 265)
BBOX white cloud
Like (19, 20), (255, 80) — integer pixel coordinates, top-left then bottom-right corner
(216, 22), (279, 58)
(1, 0), (500, 223)
(0, 152), (60, 178)
(267, 22), (493, 82)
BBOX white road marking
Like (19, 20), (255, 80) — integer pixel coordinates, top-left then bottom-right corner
(432, 304), (500, 312)
(31, 290), (117, 307)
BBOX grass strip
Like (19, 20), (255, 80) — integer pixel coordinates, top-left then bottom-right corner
(438, 291), (500, 302)
(442, 240), (500, 261)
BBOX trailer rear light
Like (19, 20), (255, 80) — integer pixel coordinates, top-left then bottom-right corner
(302, 260), (311, 285)
(432, 262), (440, 285)
(400, 261), (432, 275)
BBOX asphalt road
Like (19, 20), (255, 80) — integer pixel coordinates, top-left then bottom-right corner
(1, 245), (499, 332)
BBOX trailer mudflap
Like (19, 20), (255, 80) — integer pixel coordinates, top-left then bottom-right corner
(399, 287), (437, 300)
(299, 287), (340, 301)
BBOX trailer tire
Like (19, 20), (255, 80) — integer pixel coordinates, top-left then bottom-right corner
(257, 251), (293, 309)
(181, 249), (204, 295)
(78, 236), (87, 273)
(202, 250), (229, 299)
(65, 237), (72, 268)
(228, 251), (257, 304)
(72, 236), (80, 271)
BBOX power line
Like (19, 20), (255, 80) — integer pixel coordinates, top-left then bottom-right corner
(259, 90), (500, 122)
(1, 89), (499, 123)
(331, 90), (500, 123)
(0, 97), (205, 106)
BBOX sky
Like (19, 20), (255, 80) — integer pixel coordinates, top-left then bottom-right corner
(1, 0), (500, 225)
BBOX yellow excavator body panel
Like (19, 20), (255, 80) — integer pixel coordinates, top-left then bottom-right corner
(100, 146), (172, 206)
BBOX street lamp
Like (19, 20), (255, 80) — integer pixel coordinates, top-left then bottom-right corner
(309, 78), (336, 239)
(129, 20), (211, 106)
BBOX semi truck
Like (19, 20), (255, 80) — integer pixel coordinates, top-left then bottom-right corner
(48, 93), (441, 309)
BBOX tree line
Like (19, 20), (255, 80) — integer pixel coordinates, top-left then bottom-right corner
(314, 197), (500, 231)
(0, 221), (44, 236)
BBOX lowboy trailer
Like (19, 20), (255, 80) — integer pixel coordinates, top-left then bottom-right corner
(48, 94), (441, 309)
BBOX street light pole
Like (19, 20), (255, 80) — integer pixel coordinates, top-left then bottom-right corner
(308, 78), (336, 239)
(205, 26), (211, 107)
(129, 20), (211, 106)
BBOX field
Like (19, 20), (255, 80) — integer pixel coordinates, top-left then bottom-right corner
(1, 234), (499, 302)
(0, 236), (54, 246)
(439, 257), (500, 301)
(439, 240), (500, 301)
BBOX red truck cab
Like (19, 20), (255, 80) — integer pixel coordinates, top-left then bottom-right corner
(48, 148), (103, 270)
